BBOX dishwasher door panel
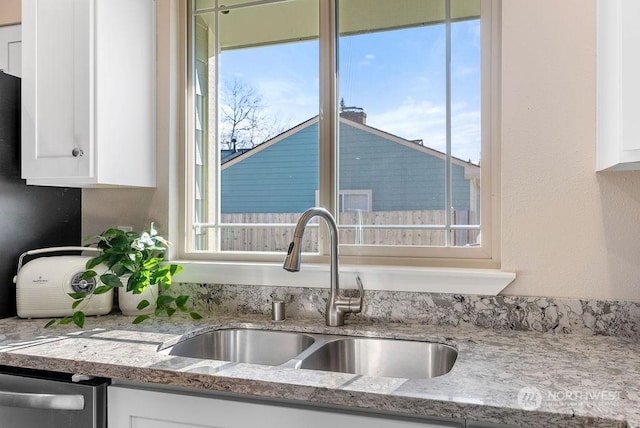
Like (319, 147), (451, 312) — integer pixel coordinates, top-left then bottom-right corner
(0, 370), (107, 428)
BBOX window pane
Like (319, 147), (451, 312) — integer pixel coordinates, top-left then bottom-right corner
(194, 0), (213, 11)
(193, 0), (320, 252)
(337, 0), (482, 248)
(190, 0), (488, 256)
(451, 16), (481, 246)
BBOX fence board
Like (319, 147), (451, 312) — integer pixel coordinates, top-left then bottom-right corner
(219, 210), (477, 252)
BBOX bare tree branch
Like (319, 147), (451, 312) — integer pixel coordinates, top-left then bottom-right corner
(220, 77), (287, 150)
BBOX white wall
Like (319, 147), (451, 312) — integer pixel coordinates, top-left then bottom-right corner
(82, 0), (640, 301)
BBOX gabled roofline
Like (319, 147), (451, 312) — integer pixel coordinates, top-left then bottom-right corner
(343, 118), (479, 170)
(221, 116), (319, 170)
(221, 115), (479, 173)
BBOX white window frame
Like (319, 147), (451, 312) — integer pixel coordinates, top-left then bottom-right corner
(178, 0), (514, 294)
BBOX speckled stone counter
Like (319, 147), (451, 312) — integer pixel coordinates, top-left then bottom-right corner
(0, 314), (638, 427)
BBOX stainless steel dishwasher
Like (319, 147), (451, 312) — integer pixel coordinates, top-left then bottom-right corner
(0, 366), (108, 428)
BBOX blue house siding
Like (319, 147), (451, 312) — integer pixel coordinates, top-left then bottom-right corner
(221, 120), (473, 213)
(340, 125), (442, 211)
(222, 123), (319, 213)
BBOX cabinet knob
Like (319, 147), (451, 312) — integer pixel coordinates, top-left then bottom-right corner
(71, 148), (84, 157)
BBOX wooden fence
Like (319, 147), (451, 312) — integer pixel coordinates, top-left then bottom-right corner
(218, 210), (479, 252)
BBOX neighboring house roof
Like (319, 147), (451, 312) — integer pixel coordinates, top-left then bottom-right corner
(221, 115), (479, 179)
(221, 148), (251, 163)
(221, 116), (318, 168)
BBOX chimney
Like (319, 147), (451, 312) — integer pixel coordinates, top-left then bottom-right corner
(339, 99), (366, 125)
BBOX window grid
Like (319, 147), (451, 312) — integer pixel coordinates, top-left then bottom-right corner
(185, 0), (498, 265)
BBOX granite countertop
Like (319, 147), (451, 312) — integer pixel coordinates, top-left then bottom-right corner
(0, 314), (637, 427)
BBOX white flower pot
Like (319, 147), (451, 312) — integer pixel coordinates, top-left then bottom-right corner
(118, 283), (158, 316)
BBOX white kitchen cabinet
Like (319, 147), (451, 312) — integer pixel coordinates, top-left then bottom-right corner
(21, 0), (156, 187)
(597, 0), (640, 171)
(108, 385), (464, 428)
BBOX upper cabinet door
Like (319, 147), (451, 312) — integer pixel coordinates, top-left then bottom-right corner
(0, 24), (21, 78)
(21, 0), (156, 188)
(597, 0), (640, 171)
(22, 0), (92, 181)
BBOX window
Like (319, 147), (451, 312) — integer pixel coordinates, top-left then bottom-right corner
(316, 189), (372, 213)
(185, 0), (500, 267)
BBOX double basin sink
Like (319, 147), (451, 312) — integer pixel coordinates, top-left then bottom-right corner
(162, 328), (457, 379)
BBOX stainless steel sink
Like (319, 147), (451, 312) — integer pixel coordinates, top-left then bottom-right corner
(298, 337), (457, 378)
(163, 328), (457, 379)
(167, 329), (316, 366)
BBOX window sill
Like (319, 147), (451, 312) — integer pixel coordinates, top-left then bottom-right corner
(174, 261), (516, 295)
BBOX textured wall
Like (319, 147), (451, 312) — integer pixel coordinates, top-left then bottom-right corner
(0, 0), (20, 26)
(500, 0), (640, 300)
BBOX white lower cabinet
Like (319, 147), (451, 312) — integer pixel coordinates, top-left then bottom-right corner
(108, 385), (464, 428)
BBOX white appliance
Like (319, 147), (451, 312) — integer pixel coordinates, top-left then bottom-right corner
(13, 247), (113, 318)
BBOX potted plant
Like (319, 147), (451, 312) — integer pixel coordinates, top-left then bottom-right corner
(46, 224), (201, 328)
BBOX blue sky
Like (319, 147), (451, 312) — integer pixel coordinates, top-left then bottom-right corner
(219, 19), (481, 163)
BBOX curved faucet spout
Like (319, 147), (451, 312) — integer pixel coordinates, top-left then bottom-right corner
(282, 207), (363, 326)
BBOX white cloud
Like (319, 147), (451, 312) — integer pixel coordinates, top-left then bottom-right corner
(257, 77), (318, 124)
(368, 99), (481, 163)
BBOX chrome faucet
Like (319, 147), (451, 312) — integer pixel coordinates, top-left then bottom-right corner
(283, 207), (364, 327)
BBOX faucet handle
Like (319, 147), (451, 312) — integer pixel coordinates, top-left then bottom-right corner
(349, 275), (364, 314)
(355, 274), (364, 296)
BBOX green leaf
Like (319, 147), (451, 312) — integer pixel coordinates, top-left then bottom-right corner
(132, 315), (150, 324)
(93, 285), (113, 295)
(80, 270), (97, 280)
(101, 228), (122, 239)
(120, 259), (137, 272)
(86, 255), (108, 270)
(190, 312), (203, 320)
(100, 273), (123, 288)
(143, 258), (160, 270)
(72, 311), (85, 328)
(44, 319), (56, 328)
(110, 234), (132, 250)
(156, 295), (175, 307)
(60, 317), (72, 325)
(169, 264), (183, 276)
(166, 307), (176, 317)
(175, 295), (189, 308)
(68, 292), (87, 300)
(71, 299), (83, 309)
(136, 299), (150, 310)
